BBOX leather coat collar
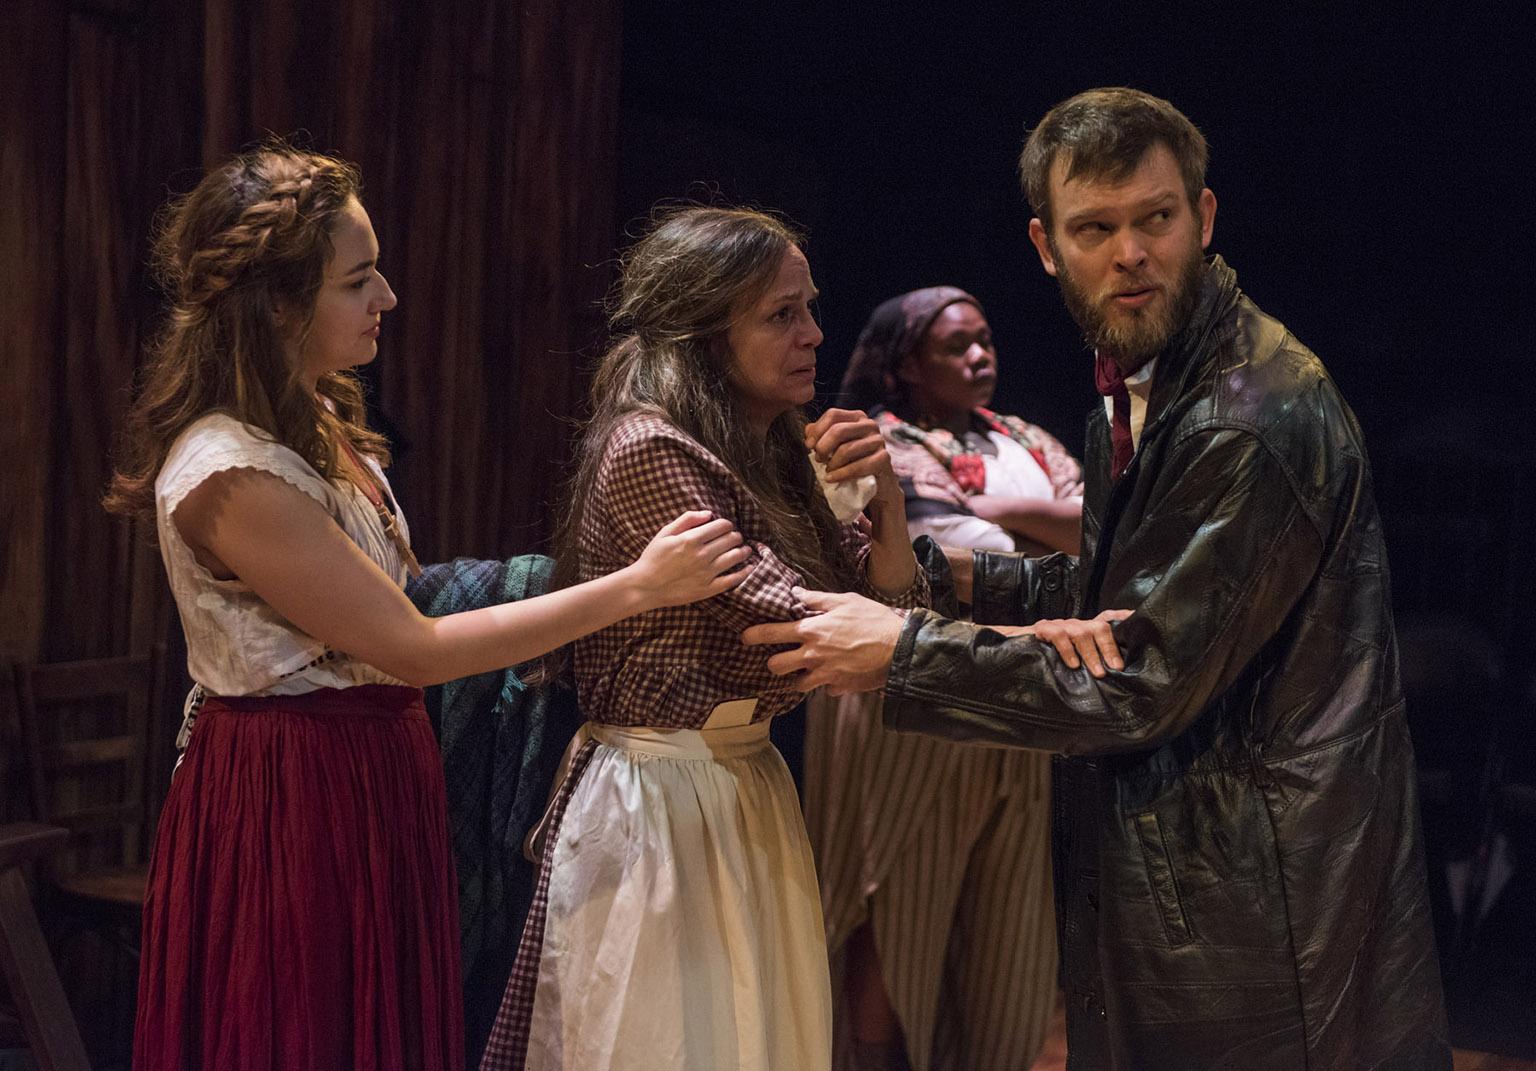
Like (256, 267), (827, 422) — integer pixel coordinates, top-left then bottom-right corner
(1141, 254), (1243, 438)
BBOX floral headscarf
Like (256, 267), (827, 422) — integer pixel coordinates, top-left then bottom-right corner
(839, 286), (982, 413)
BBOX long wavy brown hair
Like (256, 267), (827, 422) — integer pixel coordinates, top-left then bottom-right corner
(548, 205), (858, 626)
(105, 140), (389, 518)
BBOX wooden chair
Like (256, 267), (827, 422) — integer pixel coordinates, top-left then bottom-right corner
(12, 646), (167, 950)
(0, 822), (92, 1071)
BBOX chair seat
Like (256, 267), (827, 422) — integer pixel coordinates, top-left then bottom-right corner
(0, 823), (68, 872)
(54, 863), (149, 908)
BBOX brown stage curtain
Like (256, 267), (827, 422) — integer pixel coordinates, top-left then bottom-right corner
(2, 0), (620, 663)
(2, 0), (619, 1058)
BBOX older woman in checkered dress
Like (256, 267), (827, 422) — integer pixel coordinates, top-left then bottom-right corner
(477, 207), (929, 1071)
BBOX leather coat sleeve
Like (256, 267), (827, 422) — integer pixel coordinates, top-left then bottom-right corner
(911, 535), (960, 618)
(971, 550), (1079, 625)
(883, 427), (1326, 755)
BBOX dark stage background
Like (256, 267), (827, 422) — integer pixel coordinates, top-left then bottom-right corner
(614, 5), (1536, 1055)
(618, 1), (1534, 655)
(3, 0), (1533, 1064)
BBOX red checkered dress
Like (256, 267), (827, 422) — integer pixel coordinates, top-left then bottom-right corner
(478, 413), (927, 1070)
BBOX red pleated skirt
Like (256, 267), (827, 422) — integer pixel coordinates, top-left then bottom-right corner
(133, 685), (465, 1070)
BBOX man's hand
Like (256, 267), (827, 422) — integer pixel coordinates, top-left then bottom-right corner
(993, 609), (1133, 677)
(741, 589), (905, 695)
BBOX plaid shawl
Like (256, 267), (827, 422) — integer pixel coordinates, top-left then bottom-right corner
(407, 556), (583, 1068)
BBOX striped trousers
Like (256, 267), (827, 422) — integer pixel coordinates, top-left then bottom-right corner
(804, 691), (1057, 1071)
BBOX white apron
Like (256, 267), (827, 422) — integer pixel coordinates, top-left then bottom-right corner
(525, 704), (833, 1070)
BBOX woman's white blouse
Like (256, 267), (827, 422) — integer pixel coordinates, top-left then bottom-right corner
(155, 412), (410, 699)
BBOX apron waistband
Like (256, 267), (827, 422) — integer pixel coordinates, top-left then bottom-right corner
(589, 720), (770, 760)
(523, 697), (765, 862)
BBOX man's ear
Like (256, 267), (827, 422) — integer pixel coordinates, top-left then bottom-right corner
(1028, 218), (1058, 277)
(1198, 188), (1217, 249)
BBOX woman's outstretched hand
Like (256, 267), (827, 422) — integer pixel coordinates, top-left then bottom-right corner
(626, 510), (751, 610)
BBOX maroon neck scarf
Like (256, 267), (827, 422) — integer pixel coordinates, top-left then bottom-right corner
(1094, 354), (1151, 481)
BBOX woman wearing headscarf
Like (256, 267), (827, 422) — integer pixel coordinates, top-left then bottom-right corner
(804, 287), (1082, 1071)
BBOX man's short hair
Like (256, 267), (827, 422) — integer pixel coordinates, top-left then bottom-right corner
(1020, 87), (1209, 232)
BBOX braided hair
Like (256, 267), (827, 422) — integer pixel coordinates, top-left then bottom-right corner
(106, 139), (389, 518)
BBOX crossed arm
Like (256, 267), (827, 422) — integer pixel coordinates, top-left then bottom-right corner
(744, 427), (1326, 755)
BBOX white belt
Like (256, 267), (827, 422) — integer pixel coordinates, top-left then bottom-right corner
(589, 719), (770, 761)
(524, 697), (765, 862)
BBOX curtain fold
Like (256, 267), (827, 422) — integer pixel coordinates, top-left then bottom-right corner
(2, 0), (621, 659)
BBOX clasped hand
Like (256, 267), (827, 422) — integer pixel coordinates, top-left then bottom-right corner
(993, 609), (1133, 677)
(804, 408), (902, 518)
(742, 593), (1135, 695)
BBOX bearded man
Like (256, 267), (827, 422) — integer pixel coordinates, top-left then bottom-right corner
(746, 88), (1450, 1069)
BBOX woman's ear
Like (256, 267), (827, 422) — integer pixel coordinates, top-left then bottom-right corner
(706, 334), (734, 374)
(895, 351), (923, 387)
(272, 296), (310, 353)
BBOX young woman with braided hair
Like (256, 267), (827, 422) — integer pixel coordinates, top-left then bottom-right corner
(107, 143), (750, 1070)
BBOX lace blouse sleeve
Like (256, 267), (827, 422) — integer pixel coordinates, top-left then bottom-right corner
(157, 414), (335, 518)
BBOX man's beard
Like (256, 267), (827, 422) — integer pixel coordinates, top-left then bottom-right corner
(1053, 238), (1206, 368)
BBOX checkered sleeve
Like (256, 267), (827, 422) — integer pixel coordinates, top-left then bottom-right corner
(603, 419), (808, 631)
(839, 522), (931, 610)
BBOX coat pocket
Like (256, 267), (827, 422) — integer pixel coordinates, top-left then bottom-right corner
(1135, 810), (1194, 946)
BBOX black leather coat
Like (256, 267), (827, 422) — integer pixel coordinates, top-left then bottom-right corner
(884, 259), (1451, 1069)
